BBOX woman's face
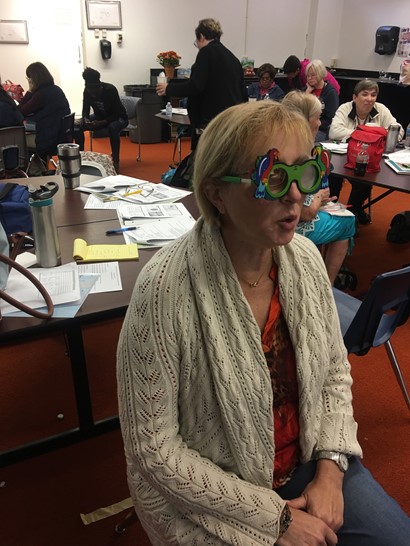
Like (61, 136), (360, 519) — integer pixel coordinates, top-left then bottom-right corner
(353, 89), (378, 118)
(210, 135), (308, 250)
(306, 68), (321, 88)
(309, 112), (321, 138)
(259, 72), (273, 90)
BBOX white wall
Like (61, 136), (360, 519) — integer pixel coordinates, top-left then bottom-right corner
(331, 0), (410, 73)
(1, 0), (410, 116)
(0, 0), (84, 114)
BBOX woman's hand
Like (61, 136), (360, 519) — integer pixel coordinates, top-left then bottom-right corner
(286, 459), (345, 532)
(276, 505), (338, 546)
(156, 83), (168, 96)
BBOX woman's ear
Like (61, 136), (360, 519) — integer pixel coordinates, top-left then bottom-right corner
(203, 180), (226, 215)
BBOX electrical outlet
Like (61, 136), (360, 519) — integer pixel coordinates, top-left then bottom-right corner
(102, 29), (107, 38)
(94, 29), (100, 38)
(117, 33), (123, 43)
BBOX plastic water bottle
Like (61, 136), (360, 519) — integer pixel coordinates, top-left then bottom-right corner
(404, 123), (410, 149)
(354, 143), (369, 176)
(165, 101), (172, 119)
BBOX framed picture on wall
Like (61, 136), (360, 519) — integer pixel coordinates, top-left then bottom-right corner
(0, 20), (29, 44)
(85, 1), (122, 30)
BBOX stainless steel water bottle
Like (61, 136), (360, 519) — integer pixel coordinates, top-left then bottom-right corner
(385, 123), (400, 153)
(29, 184), (61, 267)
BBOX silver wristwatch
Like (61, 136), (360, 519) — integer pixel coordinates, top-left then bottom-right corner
(315, 450), (349, 473)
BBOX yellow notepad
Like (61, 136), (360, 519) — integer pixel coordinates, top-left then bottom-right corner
(73, 238), (139, 262)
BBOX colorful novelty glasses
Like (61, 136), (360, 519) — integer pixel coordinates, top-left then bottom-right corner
(221, 148), (323, 200)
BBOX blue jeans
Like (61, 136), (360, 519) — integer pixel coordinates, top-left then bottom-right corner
(276, 457), (410, 545)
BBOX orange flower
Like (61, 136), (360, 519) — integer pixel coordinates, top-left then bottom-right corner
(157, 50), (181, 67)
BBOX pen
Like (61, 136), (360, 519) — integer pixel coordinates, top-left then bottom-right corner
(106, 227), (138, 235)
(124, 189), (143, 196)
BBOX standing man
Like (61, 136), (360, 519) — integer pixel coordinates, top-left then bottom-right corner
(156, 18), (248, 150)
(329, 79), (403, 224)
(76, 67), (128, 173)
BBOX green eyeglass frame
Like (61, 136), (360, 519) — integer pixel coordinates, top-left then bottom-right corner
(221, 148), (323, 200)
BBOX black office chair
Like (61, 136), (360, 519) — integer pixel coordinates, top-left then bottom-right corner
(60, 112), (75, 144)
(333, 265), (410, 411)
(0, 126), (29, 178)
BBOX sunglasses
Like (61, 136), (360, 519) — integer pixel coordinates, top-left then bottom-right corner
(221, 147), (327, 200)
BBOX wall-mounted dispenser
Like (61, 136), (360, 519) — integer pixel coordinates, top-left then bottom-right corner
(375, 26), (400, 55)
(100, 39), (112, 60)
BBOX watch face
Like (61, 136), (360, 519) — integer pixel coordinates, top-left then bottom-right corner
(338, 454), (349, 472)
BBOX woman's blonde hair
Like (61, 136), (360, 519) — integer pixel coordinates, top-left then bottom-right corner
(282, 90), (322, 121)
(306, 59), (327, 81)
(193, 101), (313, 224)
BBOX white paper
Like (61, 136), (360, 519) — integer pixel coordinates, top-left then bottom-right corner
(320, 202), (355, 217)
(117, 202), (191, 224)
(75, 175), (145, 194)
(15, 252), (37, 268)
(160, 108), (188, 115)
(3, 274), (98, 318)
(126, 217), (195, 247)
(322, 142), (348, 154)
(84, 194), (123, 209)
(114, 182), (190, 205)
(386, 149), (410, 164)
(1, 262), (80, 316)
(78, 261), (122, 293)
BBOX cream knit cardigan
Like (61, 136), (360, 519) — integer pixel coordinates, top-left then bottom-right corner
(117, 218), (362, 545)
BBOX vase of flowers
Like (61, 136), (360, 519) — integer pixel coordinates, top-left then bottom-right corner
(157, 50), (181, 79)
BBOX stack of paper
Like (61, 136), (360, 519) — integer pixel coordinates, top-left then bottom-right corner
(322, 142), (348, 154)
(77, 175), (191, 206)
(125, 217), (196, 247)
(385, 150), (410, 175)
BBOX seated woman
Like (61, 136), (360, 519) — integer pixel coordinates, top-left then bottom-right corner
(247, 63), (284, 101)
(0, 87), (24, 128)
(283, 91), (355, 284)
(117, 100), (409, 546)
(283, 55), (340, 94)
(304, 59), (339, 142)
(17, 62), (70, 161)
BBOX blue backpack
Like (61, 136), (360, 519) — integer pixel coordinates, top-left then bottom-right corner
(0, 182), (32, 235)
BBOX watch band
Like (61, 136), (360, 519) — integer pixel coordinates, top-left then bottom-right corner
(278, 504), (293, 538)
(315, 450), (349, 472)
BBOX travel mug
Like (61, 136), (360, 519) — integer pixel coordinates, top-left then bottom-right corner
(57, 143), (81, 189)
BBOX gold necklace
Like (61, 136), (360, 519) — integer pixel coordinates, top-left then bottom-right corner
(236, 251), (274, 288)
(242, 270), (266, 288)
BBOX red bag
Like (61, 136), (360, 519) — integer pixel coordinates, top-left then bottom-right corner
(2, 80), (25, 102)
(345, 125), (387, 173)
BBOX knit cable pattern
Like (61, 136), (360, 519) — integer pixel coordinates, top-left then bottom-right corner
(117, 219), (362, 545)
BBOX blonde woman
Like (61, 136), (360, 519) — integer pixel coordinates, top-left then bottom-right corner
(117, 101), (409, 545)
(283, 91), (356, 284)
(304, 59), (339, 141)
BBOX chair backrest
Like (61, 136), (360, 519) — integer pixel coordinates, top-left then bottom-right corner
(340, 265), (410, 355)
(120, 96), (139, 128)
(60, 112), (75, 143)
(0, 126), (28, 174)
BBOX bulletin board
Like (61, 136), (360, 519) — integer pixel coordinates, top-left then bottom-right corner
(0, 20), (29, 44)
(85, 1), (122, 30)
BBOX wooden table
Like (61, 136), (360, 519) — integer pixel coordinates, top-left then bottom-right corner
(0, 181), (198, 465)
(330, 153), (410, 210)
